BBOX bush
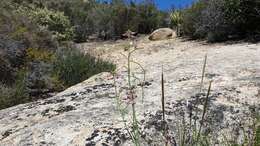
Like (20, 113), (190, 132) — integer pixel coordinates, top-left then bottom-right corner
(180, 0), (260, 42)
(26, 8), (74, 42)
(10, 0), (169, 42)
(181, 1), (206, 39)
(170, 11), (183, 27)
(0, 70), (29, 109)
(1, 45), (114, 109)
(0, 3), (58, 50)
(26, 48), (55, 62)
(53, 48), (116, 86)
(255, 125), (260, 146)
(0, 84), (15, 109)
(170, 10), (183, 36)
(199, 0), (242, 42)
(0, 1), (61, 109)
(0, 0), (120, 110)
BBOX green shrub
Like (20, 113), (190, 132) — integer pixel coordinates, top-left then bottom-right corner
(0, 3), (58, 49)
(255, 125), (260, 146)
(1, 0), (120, 110)
(170, 11), (183, 27)
(0, 84), (14, 109)
(10, 0), (169, 42)
(170, 10), (183, 36)
(137, 1), (168, 34)
(255, 116), (260, 146)
(201, 0), (242, 42)
(10, 26), (28, 39)
(53, 48), (116, 86)
(181, 1), (206, 39)
(26, 8), (74, 42)
(26, 48), (55, 62)
(180, 0), (260, 42)
(13, 70), (29, 102)
(0, 70), (29, 109)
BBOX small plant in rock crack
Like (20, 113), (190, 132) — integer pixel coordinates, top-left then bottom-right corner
(161, 66), (176, 146)
(111, 40), (146, 146)
(196, 80), (212, 145)
(191, 53), (207, 143)
(193, 53), (210, 144)
(161, 66), (167, 145)
(176, 80), (213, 146)
(174, 54), (214, 146)
(254, 117), (260, 146)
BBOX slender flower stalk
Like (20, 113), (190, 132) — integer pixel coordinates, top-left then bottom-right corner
(197, 80), (212, 143)
(161, 66), (166, 122)
(200, 54), (207, 92)
(194, 54), (208, 136)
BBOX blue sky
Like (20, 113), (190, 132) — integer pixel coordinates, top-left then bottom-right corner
(155, 0), (194, 10)
(102, 0), (195, 10)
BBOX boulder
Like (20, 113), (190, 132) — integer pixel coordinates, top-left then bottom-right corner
(148, 28), (176, 41)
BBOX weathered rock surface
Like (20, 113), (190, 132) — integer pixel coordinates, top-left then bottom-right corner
(148, 28), (176, 41)
(0, 38), (260, 145)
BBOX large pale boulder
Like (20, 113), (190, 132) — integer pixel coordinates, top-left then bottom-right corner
(148, 28), (176, 41)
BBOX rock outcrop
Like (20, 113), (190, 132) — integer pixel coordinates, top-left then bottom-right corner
(148, 28), (176, 41)
(0, 38), (260, 145)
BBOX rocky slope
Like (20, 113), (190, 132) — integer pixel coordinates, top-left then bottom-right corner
(0, 38), (260, 145)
